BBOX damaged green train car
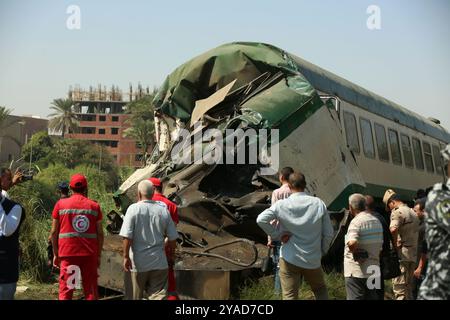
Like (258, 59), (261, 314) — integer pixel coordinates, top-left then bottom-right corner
(100, 42), (450, 299)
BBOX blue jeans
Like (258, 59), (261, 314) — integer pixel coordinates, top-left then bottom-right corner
(272, 241), (281, 294)
(0, 282), (17, 300)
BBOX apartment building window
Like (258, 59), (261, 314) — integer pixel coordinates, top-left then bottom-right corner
(111, 128), (119, 135)
(112, 116), (119, 122)
(99, 116), (106, 122)
(99, 129), (106, 135)
(79, 114), (96, 121)
(80, 127), (96, 134)
(93, 140), (118, 148)
(135, 154), (144, 161)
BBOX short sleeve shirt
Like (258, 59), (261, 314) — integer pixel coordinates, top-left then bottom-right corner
(344, 212), (383, 278)
(390, 204), (419, 262)
(119, 200), (178, 272)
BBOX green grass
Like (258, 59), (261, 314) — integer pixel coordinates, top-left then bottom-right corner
(239, 274), (395, 300)
(239, 272), (347, 300)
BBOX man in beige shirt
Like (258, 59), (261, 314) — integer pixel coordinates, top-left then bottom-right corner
(383, 189), (419, 300)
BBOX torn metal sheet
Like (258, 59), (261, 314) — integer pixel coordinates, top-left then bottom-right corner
(191, 79), (237, 127)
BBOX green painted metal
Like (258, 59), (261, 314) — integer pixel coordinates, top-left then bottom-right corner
(153, 42), (321, 139)
(327, 182), (418, 211)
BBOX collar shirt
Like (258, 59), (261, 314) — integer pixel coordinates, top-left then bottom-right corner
(390, 204), (420, 262)
(344, 212), (383, 278)
(0, 195), (22, 237)
(271, 184), (292, 205)
(119, 200), (178, 272)
(257, 192), (334, 269)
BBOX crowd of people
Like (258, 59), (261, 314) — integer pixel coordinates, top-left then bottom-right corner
(257, 143), (450, 300)
(0, 144), (449, 300)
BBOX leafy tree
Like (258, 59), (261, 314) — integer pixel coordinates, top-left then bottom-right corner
(123, 95), (156, 165)
(48, 98), (79, 137)
(21, 131), (55, 168)
(21, 133), (119, 190)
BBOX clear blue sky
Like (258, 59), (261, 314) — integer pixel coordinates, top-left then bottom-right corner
(1, 0), (449, 130)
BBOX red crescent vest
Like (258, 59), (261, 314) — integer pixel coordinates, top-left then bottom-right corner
(52, 194), (102, 257)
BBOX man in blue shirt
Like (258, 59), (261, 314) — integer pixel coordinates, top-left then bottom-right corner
(257, 172), (334, 300)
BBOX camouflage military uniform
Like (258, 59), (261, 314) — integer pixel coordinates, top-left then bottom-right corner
(390, 204), (420, 300)
(418, 178), (450, 300)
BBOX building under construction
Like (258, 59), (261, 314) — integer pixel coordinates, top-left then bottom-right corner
(65, 84), (151, 168)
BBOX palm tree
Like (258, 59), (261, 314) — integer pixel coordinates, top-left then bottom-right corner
(48, 99), (79, 138)
(123, 118), (155, 165)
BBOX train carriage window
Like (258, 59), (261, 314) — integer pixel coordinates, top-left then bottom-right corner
(432, 144), (443, 175)
(423, 142), (434, 173)
(374, 123), (389, 161)
(412, 138), (424, 170)
(400, 134), (414, 168)
(359, 118), (375, 158)
(388, 129), (402, 165)
(343, 112), (360, 154)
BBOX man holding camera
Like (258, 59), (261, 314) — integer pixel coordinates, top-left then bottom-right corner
(0, 168), (24, 200)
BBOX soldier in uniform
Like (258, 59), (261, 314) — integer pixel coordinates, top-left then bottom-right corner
(418, 144), (450, 300)
(383, 189), (420, 300)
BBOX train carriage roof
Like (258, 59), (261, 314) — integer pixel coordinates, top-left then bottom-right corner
(290, 54), (450, 143)
(154, 42), (450, 143)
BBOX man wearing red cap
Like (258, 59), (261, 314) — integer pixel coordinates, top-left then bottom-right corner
(149, 177), (179, 224)
(148, 177), (179, 299)
(50, 174), (104, 300)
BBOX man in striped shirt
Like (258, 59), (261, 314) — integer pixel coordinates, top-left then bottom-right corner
(344, 194), (383, 300)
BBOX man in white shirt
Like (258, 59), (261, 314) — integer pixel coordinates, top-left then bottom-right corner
(0, 192), (24, 300)
(120, 180), (178, 300)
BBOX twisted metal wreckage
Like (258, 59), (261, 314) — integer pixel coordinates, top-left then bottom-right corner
(100, 42), (354, 299)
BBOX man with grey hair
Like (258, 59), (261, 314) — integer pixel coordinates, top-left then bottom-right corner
(344, 193), (383, 300)
(120, 180), (178, 300)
